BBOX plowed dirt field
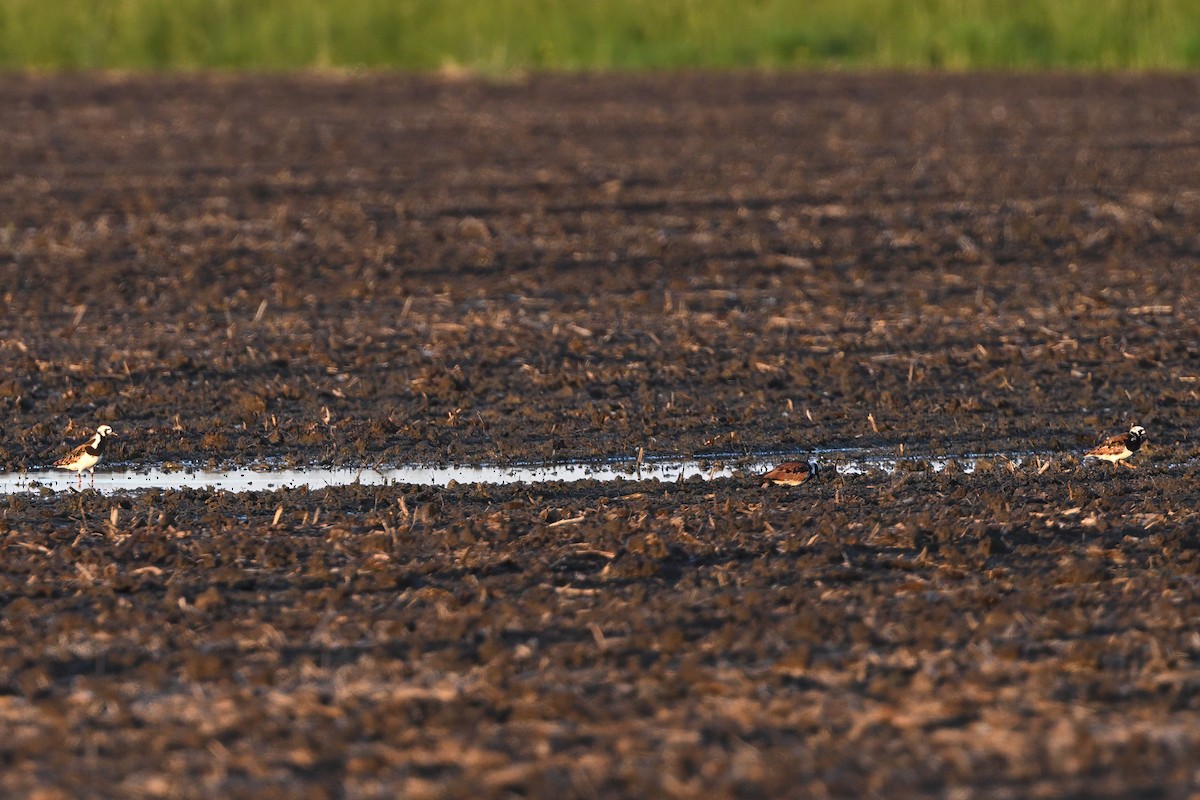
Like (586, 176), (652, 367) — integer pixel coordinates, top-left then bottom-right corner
(2, 72), (1200, 798)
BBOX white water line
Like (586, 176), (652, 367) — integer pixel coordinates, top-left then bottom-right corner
(0, 449), (1038, 495)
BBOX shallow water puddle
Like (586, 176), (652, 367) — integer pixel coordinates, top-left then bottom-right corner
(0, 450), (1028, 495)
(2, 460), (736, 495)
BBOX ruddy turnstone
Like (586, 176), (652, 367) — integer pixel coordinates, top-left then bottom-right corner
(52, 424), (116, 485)
(761, 460), (820, 486)
(1084, 425), (1146, 469)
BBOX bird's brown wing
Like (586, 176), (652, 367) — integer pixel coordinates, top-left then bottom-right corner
(53, 441), (91, 467)
(762, 462), (812, 482)
(1085, 433), (1129, 457)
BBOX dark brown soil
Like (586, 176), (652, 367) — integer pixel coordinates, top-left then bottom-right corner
(2, 72), (1200, 798)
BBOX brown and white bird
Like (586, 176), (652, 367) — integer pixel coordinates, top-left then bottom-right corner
(761, 460), (820, 486)
(52, 425), (116, 485)
(1084, 425), (1146, 469)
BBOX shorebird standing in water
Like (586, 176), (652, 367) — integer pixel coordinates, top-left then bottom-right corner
(1084, 425), (1146, 470)
(52, 424), (116, 486)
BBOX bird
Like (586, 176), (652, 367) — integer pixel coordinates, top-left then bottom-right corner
(761, 460), (821, 486)
(52, 425), (116, 486)
(1084, 425), (1146, 469)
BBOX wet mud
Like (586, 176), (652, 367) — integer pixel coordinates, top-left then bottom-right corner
(2, 72), (1200, 797)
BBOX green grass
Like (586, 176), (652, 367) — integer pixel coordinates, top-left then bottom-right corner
(1, 0), (1198, 71)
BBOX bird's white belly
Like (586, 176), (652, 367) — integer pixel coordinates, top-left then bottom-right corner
(1089, 449), (1131, 463)
(60, 452), (100, 472)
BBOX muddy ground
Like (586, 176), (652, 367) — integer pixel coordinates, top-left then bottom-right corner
(1, 72), (1200, 797)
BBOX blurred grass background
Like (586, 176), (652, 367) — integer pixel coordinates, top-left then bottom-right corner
(0, 0), (1198, 71)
